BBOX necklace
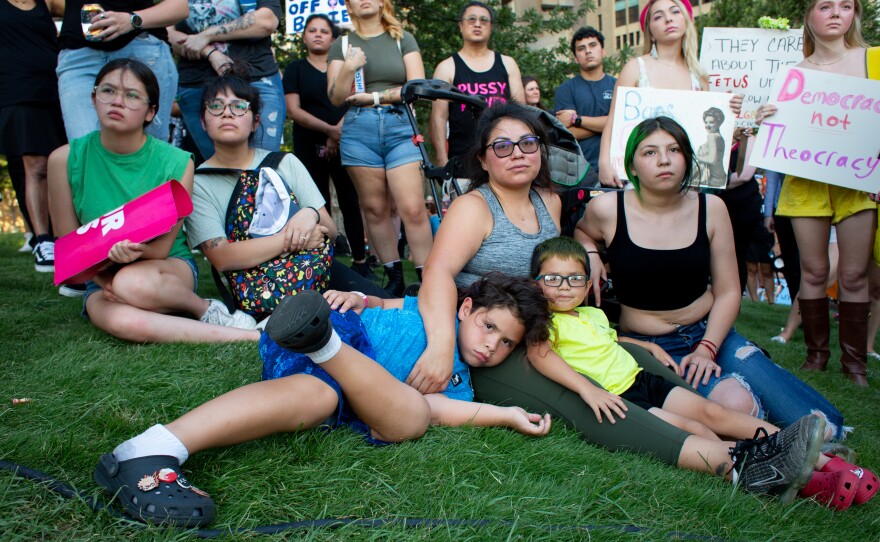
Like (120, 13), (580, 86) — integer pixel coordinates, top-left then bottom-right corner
(805, 50), (849, 66)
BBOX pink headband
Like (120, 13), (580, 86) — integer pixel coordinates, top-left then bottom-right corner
(640, 0), (694, 31)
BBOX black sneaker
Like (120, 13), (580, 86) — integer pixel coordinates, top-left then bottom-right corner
(59, 283), (87, 297)
(731, 414), (825, 503)
(33, 236), (55, 273)
(334, 234), (352, 257)
(265, 291), (332, 353)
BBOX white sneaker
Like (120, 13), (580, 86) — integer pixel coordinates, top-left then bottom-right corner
(255, 315), (270, 332)
(199, 299), (257, 330)
(770, 335), (787, 344)
(33, 238), (55, 273)
(18, 232), (33, 253)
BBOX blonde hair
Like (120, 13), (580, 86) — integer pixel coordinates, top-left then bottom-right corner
(351, 0), (404, 41)
(803, 0), (868, 57)
(641, 0), (705, 79)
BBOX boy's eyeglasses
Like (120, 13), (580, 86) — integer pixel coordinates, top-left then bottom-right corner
(484, 136), (540, 158)
(205, 99), (251, 116)
(536, 274), (588, 288)
(93, 84), (149, 109)
(462, 15), (491, 26)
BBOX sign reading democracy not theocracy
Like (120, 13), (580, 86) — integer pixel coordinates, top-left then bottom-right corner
(700, 27), (803, 127)
(750, 67), (880, 193)
(286, 0), (351, 34)
(609, 87), (735, 189)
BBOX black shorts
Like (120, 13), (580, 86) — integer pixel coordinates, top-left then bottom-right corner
(619, 371), (679, 410)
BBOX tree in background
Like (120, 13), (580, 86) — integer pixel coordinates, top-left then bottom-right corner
(698, 0), (878, 45)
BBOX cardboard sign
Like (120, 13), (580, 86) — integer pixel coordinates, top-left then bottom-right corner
(750, 67), (880, 192)
(700, 27), (804, 127)
(54, 181), (193, 286)
(609, 87), (736, 188)
(286, 0), (351, 34)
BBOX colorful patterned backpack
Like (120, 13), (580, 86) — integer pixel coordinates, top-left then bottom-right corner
(202, 152), (333, 319)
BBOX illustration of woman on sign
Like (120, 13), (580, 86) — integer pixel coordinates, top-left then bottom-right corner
(696, 106), (727, 188)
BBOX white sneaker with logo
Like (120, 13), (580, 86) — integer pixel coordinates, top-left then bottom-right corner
(33, 239), (55, 273)
(199, 299), (257, 330)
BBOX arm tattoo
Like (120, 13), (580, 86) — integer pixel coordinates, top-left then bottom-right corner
(328, 79), (337, 98)
(213, 12), (256, 37)
(201, 237), (226, 250)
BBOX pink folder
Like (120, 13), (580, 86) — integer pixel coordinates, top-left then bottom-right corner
(54, 180), (193, 286)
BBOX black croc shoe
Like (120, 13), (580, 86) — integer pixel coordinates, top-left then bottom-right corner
(265, 290), (332, 352)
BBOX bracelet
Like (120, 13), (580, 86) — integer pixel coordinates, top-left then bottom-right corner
(372, 91), (381, 107)
(587, 251), (600, 254)
(699, 338), (719, 353)
(351, 291), (368, 308)
(206, 49), (220, 61)
(306, 206), (321, 222)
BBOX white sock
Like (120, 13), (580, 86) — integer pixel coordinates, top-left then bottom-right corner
(308, 329), (342, 364)
(113, 424), (190, 465)
(383, 260), (400, 268)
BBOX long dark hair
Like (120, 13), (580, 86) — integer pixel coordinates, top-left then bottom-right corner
(624, 116), (700, 195)
(465, 102), (552, 192)
(94, 58), (160, 129)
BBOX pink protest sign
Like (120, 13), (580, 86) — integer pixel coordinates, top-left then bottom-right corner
(54, 180), (193, 286)
(750, 67), (880, 192)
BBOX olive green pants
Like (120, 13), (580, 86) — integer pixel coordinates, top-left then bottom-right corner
(470, 343), (694, 465)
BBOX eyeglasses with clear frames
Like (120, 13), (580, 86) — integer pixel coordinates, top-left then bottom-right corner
(93, 84), (150, 109)
(536, 274), (589, 288)
(462, 15), (491, 26)
(205, 99), (251, 116)
(485, 136), (540, 158)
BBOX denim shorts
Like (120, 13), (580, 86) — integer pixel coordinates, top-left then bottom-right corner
(340, 105), (421, 170)
(82, 257), (199, 318)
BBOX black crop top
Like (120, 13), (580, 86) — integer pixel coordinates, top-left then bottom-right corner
(606, 191), (711, 311)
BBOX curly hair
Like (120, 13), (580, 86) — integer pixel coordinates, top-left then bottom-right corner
(457, 272), (551, 346)
(703, 106), (724, 125)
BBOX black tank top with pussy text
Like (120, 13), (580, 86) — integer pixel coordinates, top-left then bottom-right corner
(448, 52), (512, 162)
(606, 191), (712, 311)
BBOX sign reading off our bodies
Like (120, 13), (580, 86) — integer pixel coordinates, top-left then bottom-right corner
(610, 87), (735, 189)
(750, 67), (880, 192)
(700, 27), (803, 127)
(285, 0), (351, 34)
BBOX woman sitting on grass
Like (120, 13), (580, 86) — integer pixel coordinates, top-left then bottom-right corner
(577, 115), (847, 440)
(528, 236), (877, 510)
(48, 58), (259, 343)
(93, 274), (553, 527)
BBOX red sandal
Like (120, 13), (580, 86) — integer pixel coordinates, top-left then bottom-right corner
(821, 453), (879, 505)
(799, 469), (859, 510)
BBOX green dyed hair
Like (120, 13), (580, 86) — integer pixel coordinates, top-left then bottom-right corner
(623, 116), (699, 195)
(530, 236), (590, 279)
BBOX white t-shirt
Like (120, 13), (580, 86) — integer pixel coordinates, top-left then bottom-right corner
(186, 149), (326, 249)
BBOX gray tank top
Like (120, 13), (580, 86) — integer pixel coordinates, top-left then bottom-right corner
(455, 184), (559, 288)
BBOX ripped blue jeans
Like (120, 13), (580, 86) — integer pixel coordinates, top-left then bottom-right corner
(622, 320), (847, 440)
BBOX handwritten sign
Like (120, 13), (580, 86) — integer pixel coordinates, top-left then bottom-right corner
(750, 67), (880, 192)
(286, 0), (351, 34)
(610, 87), (735, 188)
(700, 28), (803, 127)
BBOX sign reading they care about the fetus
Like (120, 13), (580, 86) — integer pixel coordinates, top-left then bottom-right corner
(286, 0), (351, 34)
(700, 27), (803, 127)
(610, 87), (735, 189)
(750, 67), (880, 192)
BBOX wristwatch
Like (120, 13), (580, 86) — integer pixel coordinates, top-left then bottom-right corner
(130, 12), (143, 31)
(573, 116), (582, 128)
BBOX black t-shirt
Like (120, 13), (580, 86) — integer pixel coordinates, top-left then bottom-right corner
(176, 0), (282, 87)
(448, 52), (512, 161)
(282, 59), (346, 148)
(59, 0), (169, 51)
(0, 0), (59, 105)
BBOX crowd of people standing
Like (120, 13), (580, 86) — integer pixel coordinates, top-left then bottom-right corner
(1, 0), (878, 528)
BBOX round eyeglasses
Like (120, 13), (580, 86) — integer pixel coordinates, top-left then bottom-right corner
(485, 136), (540, 158)
(536, 274), (588, 288)
(93, 84), (150, 109)
(205, 99), (251, 117)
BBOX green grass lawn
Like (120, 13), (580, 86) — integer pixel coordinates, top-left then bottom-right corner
(1, 233), (878, 541)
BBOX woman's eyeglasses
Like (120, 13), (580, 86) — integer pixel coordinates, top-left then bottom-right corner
(484, 136), (540, 158)
(204, 99), (251, 116)
(536, 274), (588, 288)
(93, 84), (149, 109)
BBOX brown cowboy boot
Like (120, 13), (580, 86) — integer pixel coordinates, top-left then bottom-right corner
(799, 297), (831, 371)
(837, 301), (870, 387)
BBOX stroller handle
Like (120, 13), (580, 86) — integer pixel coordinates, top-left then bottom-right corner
(401, 79), (488, 114)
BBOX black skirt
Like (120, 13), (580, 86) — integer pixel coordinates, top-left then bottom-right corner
(0, 101), (67, 156)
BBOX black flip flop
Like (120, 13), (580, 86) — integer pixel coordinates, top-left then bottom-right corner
(265, 290), (332, 352)
(93, 454), (215, 527)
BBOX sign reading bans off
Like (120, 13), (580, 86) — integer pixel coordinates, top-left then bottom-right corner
(750, 67), (880, 192)
(286, 0), (351, 34)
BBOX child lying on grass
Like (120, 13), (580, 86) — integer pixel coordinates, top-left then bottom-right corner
(526, 237), (877, 510)
(94, 273), (553, 527)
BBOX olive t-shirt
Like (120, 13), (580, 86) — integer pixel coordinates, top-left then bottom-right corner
(327, 31), (419, 94)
